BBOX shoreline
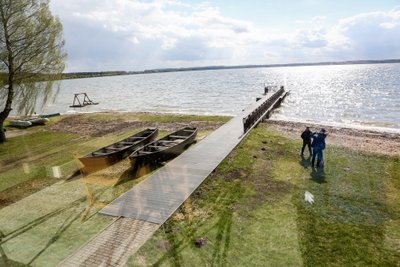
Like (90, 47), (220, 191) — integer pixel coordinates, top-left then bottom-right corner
(6, 112), (400, 156)
(9, 110), (400, 134)
(271, 116), (400, 134)
(65, 112), (400, 134)
(265, 119), (400, 156)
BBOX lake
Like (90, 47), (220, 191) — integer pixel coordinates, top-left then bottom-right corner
(38, 63), (400, 131)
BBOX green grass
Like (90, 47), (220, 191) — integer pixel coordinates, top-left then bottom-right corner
(0, 112), (225, 208)
(0, 131), (78, 196)
(0, 113), (231, 266)
(128, 124), (400, 267)
(1, 114), (399, 266)
(0, 181), (122, 267)
(0, 125), (156, 204)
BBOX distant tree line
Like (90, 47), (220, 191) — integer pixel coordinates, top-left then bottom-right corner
(50, 58), (400, 80)
(1, 58), (400, 85)
(61, 71), (129, 79)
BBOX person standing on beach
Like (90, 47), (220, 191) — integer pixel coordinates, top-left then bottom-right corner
(301, 127), (312, 157)
(311, 128), (327, 168)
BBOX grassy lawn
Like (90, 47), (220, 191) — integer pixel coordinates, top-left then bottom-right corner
(128, 123), (400, 266)
(0, 112), (228, 207)
(1, 114), (399, 266)
(0, 113), (229, 266)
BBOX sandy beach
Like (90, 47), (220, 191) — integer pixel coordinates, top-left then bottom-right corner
(266, 119), (400, 156)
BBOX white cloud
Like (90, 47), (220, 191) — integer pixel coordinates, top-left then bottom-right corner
(52, 0), (263, 71)
(50, 1), (400, 71)
(324, 9), (400, 60)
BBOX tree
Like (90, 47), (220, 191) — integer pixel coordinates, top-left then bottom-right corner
(0, 0), (66, 143)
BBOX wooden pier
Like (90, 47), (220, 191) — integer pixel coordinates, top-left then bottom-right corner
(99, 87), (288, 222)
(59, 87), (288, 266)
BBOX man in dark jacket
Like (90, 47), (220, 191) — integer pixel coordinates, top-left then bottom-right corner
(311, 128), (327, 168)
(301, 127), (312, 157)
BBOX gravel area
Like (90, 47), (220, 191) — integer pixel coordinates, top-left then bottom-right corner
(265, 119), (400, 156)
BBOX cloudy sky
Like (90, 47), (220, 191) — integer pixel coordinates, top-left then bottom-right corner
(50, 0), (400, 72)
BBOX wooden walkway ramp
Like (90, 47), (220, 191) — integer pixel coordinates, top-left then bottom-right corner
(100, 88), (287, 223)
(100, 116), (243, 223)
(59, 88), (287, 267)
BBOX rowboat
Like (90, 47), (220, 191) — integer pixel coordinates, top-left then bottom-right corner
(129, 127), (197, 166)
(9, 118), (49, 128)
(79, 128), (158, 174)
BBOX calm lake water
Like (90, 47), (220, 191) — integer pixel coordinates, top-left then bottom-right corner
(39, 63), (400, 131)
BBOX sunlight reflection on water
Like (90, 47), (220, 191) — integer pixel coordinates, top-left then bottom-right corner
(39, 63), (400, 130)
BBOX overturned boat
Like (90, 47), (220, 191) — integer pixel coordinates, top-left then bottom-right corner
(79, 128), (158, 174)
(129, 127), (197, 166)
(9, 117), (49, 128)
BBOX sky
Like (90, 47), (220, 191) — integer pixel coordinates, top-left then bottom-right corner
(49, 0), (400, 72)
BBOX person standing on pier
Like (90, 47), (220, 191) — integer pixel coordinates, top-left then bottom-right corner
(311, 129), (327, 168)
(301, 127), (312, 157)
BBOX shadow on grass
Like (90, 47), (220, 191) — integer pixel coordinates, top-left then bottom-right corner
(0, 197), (88, 266)
(0, 185), (110, 265)
(1, 196), (86, 244)
(152, 211), (234, 267)
(297, 151), (400, 266)
(66, 159), (160, 187)
(299, 155), (325, 183)
(149, 177), (238, 267)
(27, 210), (82, 266)
(115, 161), (159, 186)
(299, 155), (312, 169)
(310, 167), (326, 184)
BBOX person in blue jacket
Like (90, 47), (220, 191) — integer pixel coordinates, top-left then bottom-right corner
(311, 128), (327, 168)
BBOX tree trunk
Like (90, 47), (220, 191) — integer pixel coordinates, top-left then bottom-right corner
(0, 121), (6, 143)
(0, 90), (13, 143)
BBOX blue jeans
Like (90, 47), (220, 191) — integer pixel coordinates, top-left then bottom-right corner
(312, 148), (324, 167)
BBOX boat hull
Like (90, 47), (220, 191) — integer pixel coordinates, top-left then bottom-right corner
(129, 127), (197, 166)
(79, 128), (158, 174)
(9, 118), (49, 128)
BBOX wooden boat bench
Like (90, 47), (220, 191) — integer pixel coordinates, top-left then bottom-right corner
(119, 142), (135, 145)
(138, 151), (153, 154)
(148, 145), (168, 149)
(159, 140), (179, 143)
(159, 141), (179, 146)
(127, 137), (146, 141)
(169, 135), (186, 139)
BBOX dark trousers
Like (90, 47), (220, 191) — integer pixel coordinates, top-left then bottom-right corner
(312, 148), (324, 167)
(301, 140), (312, 156)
